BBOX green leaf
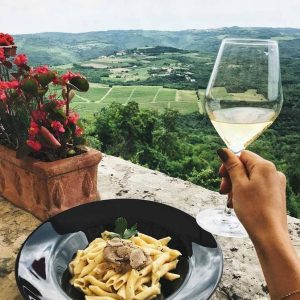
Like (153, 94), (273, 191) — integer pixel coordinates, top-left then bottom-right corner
(48, 109), (66, 123)
(43, 101), (57, 113)
(69, 122), (76, 132)
(20, 77), (38, 94)
(60, 128), (72, 145)
(73, 136), (86, 146)
(37, 133), (52, 148)
(38, 85), (48, 94)
(11, 72), (21, 80)
(77, 119), (84, 129)
(35, 71), (56, 87)
(123, 224), (138, 239)
(16, 143), (32, 159)
(54, 109), (66, 119)
(21, 64), (30, 72)
(69, 77), (89, 92)
(114, 217), (127, 238)
(108, 233), (121, 239)
(2, 61), (13, 69)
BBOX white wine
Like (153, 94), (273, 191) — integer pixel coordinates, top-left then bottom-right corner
(197, 39), (283, 238)
(210, 107), (276, 153)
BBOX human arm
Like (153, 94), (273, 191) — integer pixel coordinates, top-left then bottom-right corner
(217, 148), (300, 300)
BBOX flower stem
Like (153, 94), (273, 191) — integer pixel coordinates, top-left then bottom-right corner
(66, 85), (70, 117)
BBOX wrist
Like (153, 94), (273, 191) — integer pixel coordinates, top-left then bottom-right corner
(250, 226), (300, 299)
(249, 225), (292, 252)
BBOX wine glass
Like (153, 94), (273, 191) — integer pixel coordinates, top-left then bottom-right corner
(196, 39), (283, 238)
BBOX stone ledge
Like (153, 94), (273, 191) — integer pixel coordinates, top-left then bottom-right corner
(0, 153), (299, 299)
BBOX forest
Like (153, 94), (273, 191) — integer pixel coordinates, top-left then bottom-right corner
(86, 95), (300, 218)
(14, 27), (300, 217)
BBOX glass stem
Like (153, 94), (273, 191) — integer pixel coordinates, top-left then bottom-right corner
(232, 148), (243, 157)
(224, 204), (232, 217)
(223, 150), (243, 218)
(223, 192), (233, 217)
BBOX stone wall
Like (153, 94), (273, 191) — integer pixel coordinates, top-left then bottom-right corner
(98, 155), (300, 299)
(0, 154), (299, 299)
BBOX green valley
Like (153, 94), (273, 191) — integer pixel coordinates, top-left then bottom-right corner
(14, 27), (300, 217)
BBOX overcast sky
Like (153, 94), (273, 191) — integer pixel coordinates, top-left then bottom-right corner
(1, 0), (300, 34)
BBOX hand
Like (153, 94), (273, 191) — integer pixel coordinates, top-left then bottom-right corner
(217, 148), (288, 242)
(218, 149), (300, 300)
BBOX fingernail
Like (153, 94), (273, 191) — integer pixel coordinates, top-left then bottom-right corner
(217, 149), (228, 162)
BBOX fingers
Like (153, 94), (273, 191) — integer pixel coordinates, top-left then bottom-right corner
(239, 150), (268, 176)
(218, 164), (228, 178)
(220, 176), (232, 194)
(219, 163), (232, 195)
(227, 191), (233, 208)
(217, 148), (248, 184)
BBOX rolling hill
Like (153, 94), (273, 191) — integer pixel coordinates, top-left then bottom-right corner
(14, 27), (300, 66)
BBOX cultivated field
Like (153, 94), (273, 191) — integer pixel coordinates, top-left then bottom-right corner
(71, 85), (205, 117)
(210, 87), (266, 101)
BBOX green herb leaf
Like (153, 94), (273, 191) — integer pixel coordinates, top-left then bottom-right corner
(114, 217), (128, 238)
(123, 224), (138, 239)
(111, 217), (138, 239)
(108, 233), (121, 239)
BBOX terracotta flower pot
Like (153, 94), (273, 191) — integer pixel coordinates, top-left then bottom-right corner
(0, 145), (102, 220)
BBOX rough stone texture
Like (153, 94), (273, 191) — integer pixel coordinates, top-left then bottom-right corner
(0, 153), (300, 299)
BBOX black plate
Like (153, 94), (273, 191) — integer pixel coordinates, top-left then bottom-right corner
(15, 199), (223, 300)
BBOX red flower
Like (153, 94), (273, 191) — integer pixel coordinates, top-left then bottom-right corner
(0, 33), (14, 46)
(61, 71), (81, 83)
(52, 77), (63, 85)
(0, 81), (19, 90)
(0, 82), (8, 90)
(3, 33), (14, 45)
(32, 109), (47, 121)
(75, 126), (83, 136)
(27, 140), (42, 151)
(68, 111), (80, 124)
(33, 65), (50, 75)
(28, 121), (39, 137)
(14, 54), (28, 66)
(0, 39), (8, 46)
(51, 120), (65, 133)
(49, 93), (57, 100)
(8, 80), (19, 89)
(54, 100), (66, 109)
(0, 90), (7, 101)
(5, 34), (14, 45)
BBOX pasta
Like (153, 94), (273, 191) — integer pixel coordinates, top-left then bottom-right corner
(69, 231), (181, 300)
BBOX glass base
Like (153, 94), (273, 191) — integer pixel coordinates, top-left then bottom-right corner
(196, 207), (248, 238)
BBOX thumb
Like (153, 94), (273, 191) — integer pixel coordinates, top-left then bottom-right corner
(217, 148), (248, 184)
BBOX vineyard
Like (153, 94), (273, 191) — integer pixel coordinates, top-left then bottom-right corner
(71, 85), (206, 117)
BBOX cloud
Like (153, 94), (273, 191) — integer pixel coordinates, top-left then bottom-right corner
(0, 0), (299, 34)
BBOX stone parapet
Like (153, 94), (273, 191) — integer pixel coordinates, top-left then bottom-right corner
(0, 154), (299, 299)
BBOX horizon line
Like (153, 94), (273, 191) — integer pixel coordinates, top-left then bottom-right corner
(12, 26), (300, 36)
